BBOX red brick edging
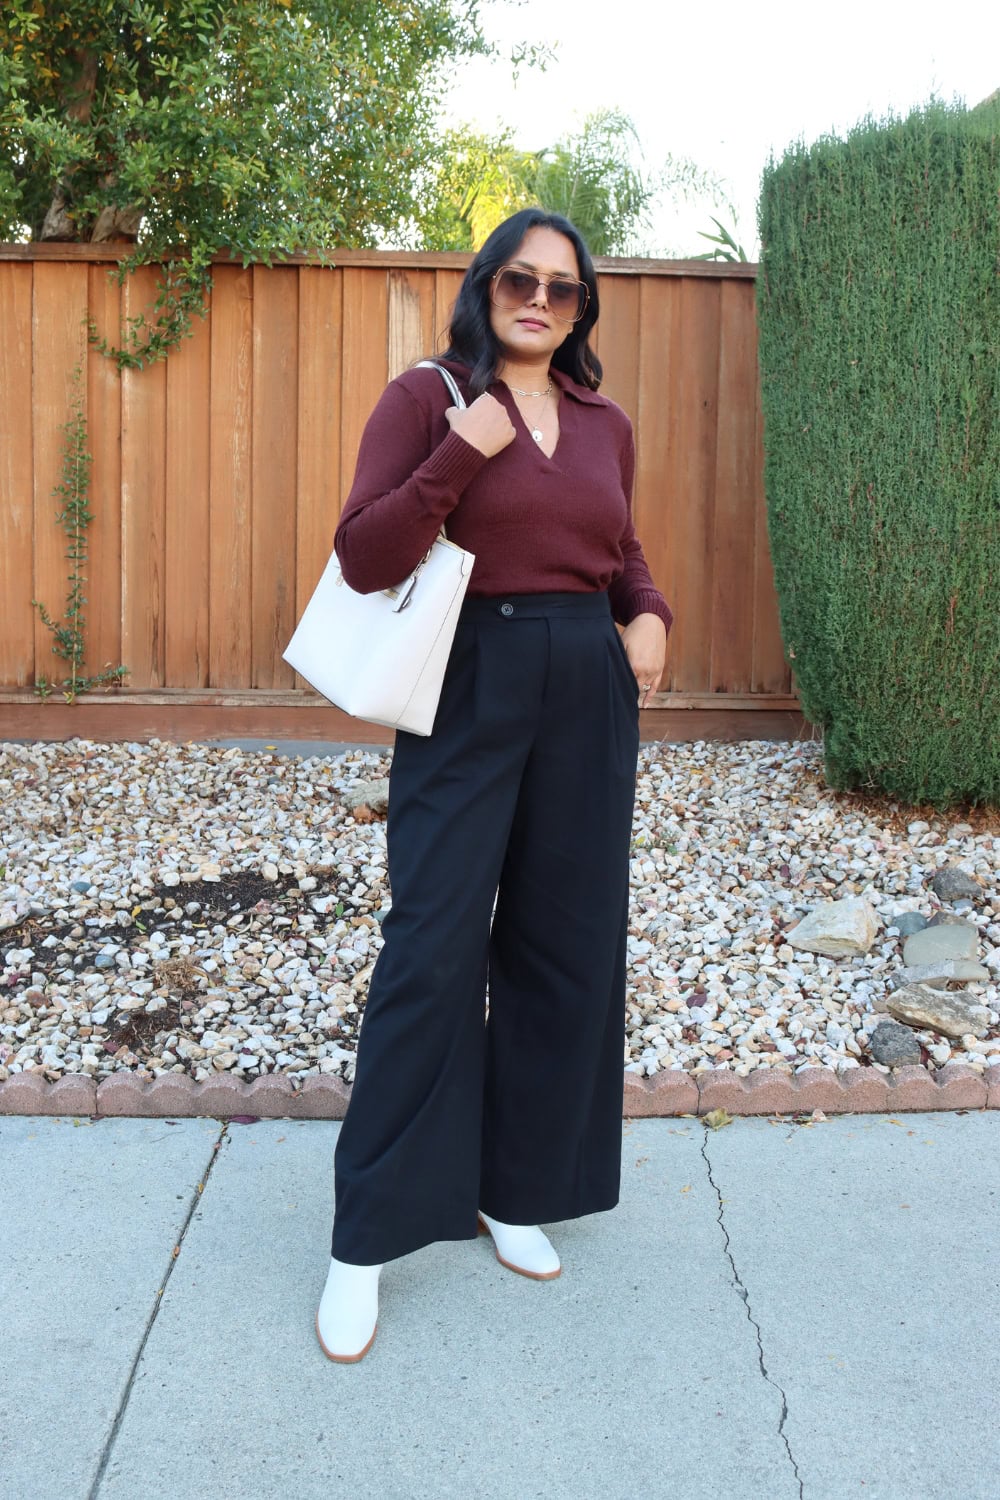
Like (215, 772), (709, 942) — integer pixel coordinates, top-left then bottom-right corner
(0, 1064), (997, 1119)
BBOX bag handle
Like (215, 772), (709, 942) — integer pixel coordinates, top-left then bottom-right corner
(415, 359), (467, 411)
(412, 361), (468, 560)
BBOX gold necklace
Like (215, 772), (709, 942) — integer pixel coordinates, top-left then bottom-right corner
(509, 380), (553, 443)
(508, 381), (552, 397)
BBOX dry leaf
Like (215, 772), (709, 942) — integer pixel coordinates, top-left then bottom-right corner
(703, 1108), (733, 1130)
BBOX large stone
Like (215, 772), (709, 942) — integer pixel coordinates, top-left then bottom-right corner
(868, 1021), (923, 1067)
(888, 959), (992, 992)
(902, 922), (979, 967)
(785, 896), (881, 957)
(927, 865), (983, 903)
(885, 984), (992, 1040)
(345, 779), (390, 816)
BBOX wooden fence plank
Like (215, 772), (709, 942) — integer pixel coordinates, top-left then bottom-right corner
(668, 278), (722, 693)
(388, 269), (435, 379)
(165, 291), (211, 686)
(432, 269), (464, 357)
(84, 265), (123, 683)
(250, 265), (298, 688)
(295, 267), (342, 669)
(0, 263), (35, 686)
(208, 264), (253, 687)
(339, 268), (389, 502)
(752, 364), (791, 693)
(120, 267), (167, 688)
(1, 243), (759, 280)
(635, 276), (682, 685)
(595, 274), (640, 427)
(0, 690), (811, 747)
(710, 278), (758, 692)
(31, 262), (90, 693)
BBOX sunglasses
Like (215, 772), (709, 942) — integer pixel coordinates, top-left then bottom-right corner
(490, 265), (590, 324)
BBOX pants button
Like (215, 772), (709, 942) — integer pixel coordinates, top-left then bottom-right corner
(499, 602), (514, 617)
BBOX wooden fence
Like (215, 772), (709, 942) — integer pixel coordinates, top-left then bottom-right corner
(0, 246), (807, 743)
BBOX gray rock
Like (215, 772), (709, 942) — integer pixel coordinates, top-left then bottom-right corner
(94, 954), (116, 971)
(345, 779), (390, 816)
(902, 922), (979, 967)
(928, 865), (983, 902)
(868, 1021), (923, 1067)
(785, 896), (881, 957)
(70, 880), (92, 894)
(891, 912), (928, 938)
(885, 984), (992, 1040)
(888, 959), (992, 991)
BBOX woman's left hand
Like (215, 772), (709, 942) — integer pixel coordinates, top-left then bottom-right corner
(620, 613), (667, 708)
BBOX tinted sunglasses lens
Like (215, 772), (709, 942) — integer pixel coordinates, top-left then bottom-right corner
(547, 281), (586, 319)
(494, 269), (537, 305)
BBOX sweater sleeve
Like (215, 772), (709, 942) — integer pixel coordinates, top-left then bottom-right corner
(607, 421), (674, 634)
(334, 376), (488, 592)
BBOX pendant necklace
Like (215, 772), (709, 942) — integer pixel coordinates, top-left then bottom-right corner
(508, 379), (553, 444)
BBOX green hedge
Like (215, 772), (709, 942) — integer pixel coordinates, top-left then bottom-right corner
(757, 99), (1000, 808)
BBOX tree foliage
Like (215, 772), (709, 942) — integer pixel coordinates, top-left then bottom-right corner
(423, 109), (660, 255)
(0, 0), (498, 361)
(422, 108), (736, 257)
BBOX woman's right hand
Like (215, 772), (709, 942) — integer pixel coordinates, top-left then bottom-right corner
(445, 393), (516, 458)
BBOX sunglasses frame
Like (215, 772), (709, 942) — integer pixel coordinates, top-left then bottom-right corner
(490, 265), (590, 324)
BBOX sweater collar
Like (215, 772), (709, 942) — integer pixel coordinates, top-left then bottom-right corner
(435, 356), (608, 406)
(548, 366), (609, 405)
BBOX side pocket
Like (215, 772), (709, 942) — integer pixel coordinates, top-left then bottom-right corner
(609, 624), (638, 686)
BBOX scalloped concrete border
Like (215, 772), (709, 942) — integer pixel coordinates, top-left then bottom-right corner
(0, 1064), (996, 1118)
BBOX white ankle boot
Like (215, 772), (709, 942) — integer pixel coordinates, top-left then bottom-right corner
(478, 1212), (561, 1280)
(316, 1256), (382, 1362)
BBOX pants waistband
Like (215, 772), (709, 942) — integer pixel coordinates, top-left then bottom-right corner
(459, 591), (612, 620)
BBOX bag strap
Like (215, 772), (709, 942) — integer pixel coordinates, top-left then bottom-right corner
(411, 361), (469, 556)
(415, 359), (467, 410)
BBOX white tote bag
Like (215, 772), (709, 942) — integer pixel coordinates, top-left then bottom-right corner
(282, 362), (475, 737)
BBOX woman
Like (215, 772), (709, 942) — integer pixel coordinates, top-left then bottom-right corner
(316, 208), (673, 1362)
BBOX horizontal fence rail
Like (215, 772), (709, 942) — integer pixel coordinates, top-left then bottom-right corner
(0, 247), (798, 736)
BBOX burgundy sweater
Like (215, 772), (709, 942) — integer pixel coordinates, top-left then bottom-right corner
(334, 360), (673, 633)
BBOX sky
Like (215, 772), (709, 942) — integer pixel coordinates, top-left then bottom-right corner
(442, 0), (1000, 258)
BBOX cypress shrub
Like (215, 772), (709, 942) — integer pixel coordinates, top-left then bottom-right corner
(757, 99), (1000, 808)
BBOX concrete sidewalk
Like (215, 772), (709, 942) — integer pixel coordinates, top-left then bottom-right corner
(2, 1111), (998, 1500)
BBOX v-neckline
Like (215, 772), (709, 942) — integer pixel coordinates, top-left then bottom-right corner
(506, 387), (561, 463)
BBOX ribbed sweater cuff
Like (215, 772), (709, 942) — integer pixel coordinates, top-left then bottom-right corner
(623, 591), (674, 632)
(420, 428), (489, 497)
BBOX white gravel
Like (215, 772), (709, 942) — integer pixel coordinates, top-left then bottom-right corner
(1, 737), (998, 1087)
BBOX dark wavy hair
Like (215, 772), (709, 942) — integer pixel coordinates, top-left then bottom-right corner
(442, 208), (602, 398)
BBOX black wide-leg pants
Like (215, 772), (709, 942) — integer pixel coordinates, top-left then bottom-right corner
(331, 591), (640, 1265)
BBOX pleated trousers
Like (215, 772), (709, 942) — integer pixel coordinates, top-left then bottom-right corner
(331, 591), (640, 1265)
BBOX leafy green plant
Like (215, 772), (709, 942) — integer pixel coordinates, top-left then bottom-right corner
(32, 369), (128, 702)
(692, 217), (748, 262)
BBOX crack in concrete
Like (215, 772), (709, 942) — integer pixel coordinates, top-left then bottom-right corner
(87, 1122), (230, 1500)
(701, 1129), (805, 1499)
